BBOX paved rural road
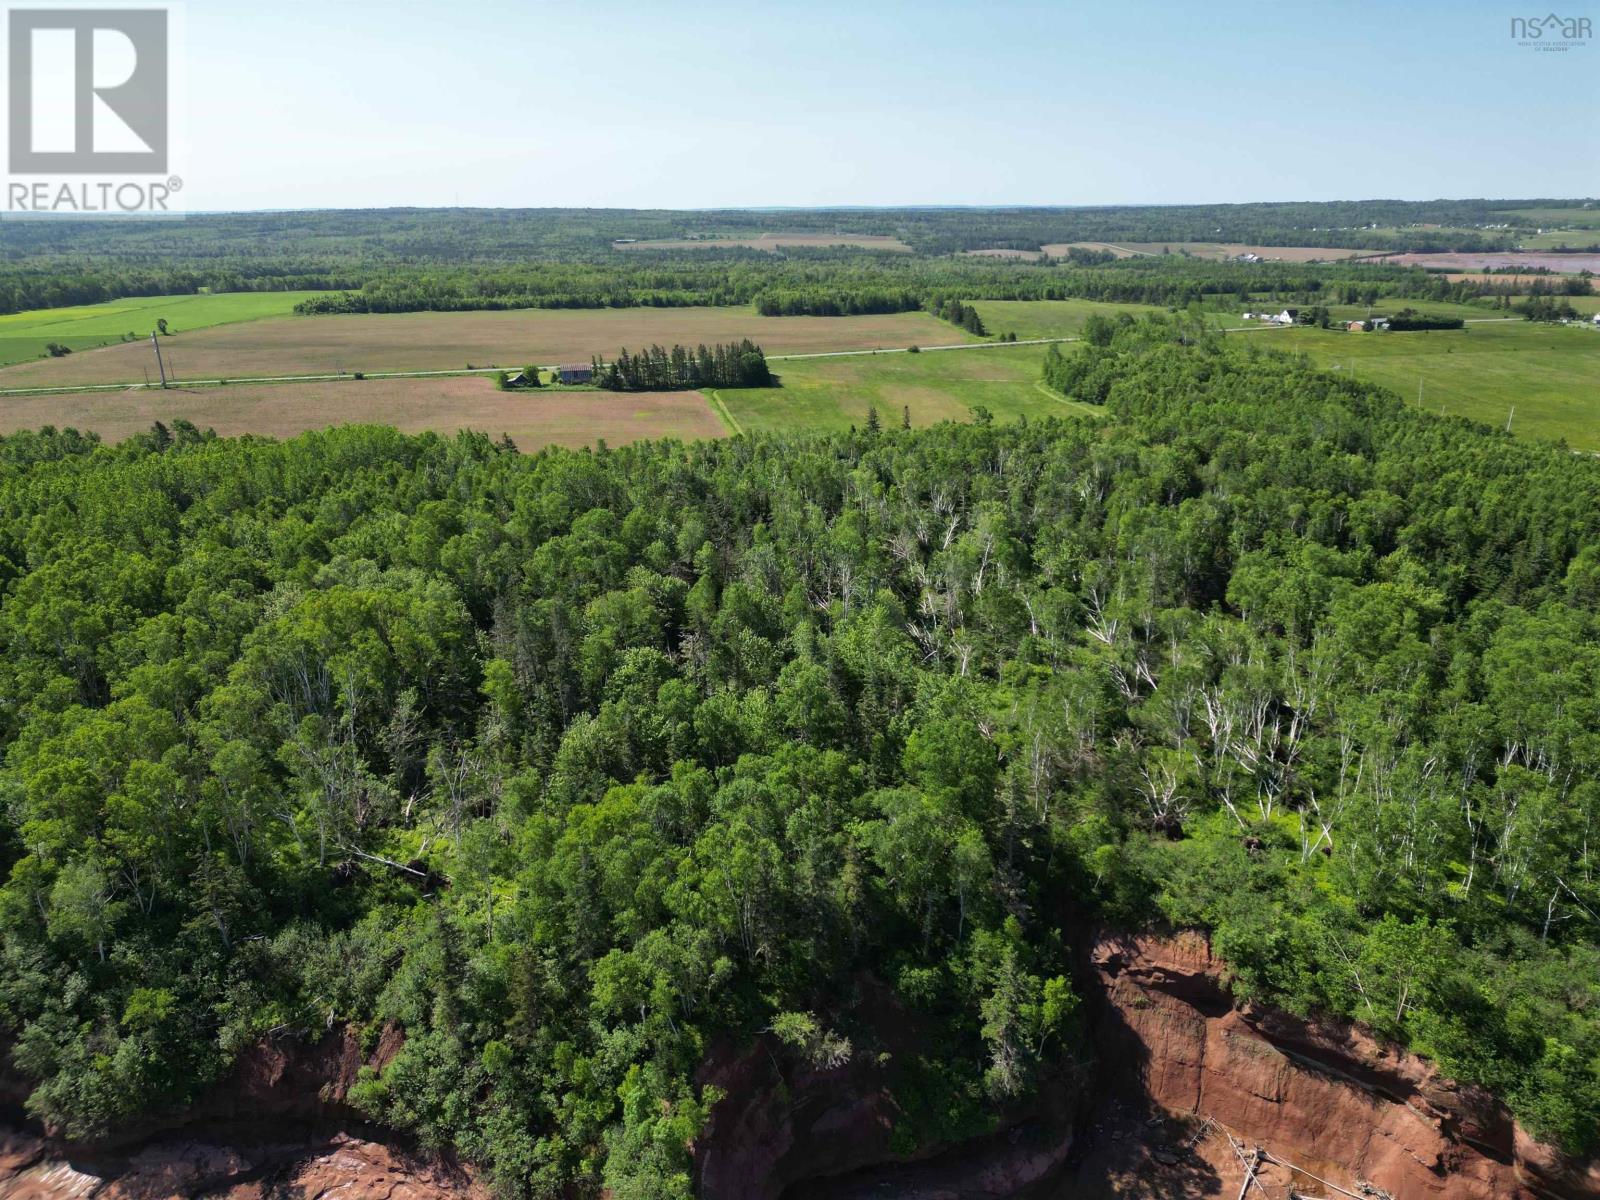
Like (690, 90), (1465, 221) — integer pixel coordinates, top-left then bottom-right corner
(0, 365), (513, 398)
(1065, 241), (1160, 257)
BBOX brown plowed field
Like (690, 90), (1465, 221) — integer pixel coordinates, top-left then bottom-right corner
(0, 308), (963, 389)
(1372, 251), (1600, 273)
(0, 376), (727, 449)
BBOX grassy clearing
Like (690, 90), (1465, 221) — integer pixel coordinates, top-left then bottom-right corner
(0, 307), (966, 389)
(1272, 322), (1600, 450)
(0, 374), (726, 450)
(721, 344), (1101, 434)
(701, 389), (744, 436)
(1041, 241), (1142, 258)
(0, 292), (327, 369)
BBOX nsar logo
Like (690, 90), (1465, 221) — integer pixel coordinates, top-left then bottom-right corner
(1509, 12), (1591, 50)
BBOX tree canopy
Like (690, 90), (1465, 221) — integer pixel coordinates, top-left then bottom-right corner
(0, 321), (1597, 1196)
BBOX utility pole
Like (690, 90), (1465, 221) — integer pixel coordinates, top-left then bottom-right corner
(150, 331), (168, 389)
(1506, 406), (1515, 432)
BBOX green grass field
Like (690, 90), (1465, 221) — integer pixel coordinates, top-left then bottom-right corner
(1274, 322), (1600, 450)
(1499, 207), (1600, 230)
(728, 307), (1596, 450)
(968, 298), (1523, 340)
(715, 344), (1101, 435)
(0, 292), (327, 368)
(1511, 230), (1600, 249)
(1322, 300), (1509, 323)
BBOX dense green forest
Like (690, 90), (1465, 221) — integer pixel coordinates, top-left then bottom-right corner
(2, 201), (1591, 315)
(0, 323), (1597, 1198)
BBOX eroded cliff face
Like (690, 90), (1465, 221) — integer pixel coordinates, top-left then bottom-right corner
(693, 932), (1600, 1199)
(1086, 930), (1600, 1200)
(0, 1129), (481, 1200)
(0, 1026), (487, 1200)
(3, 933), (1597, 1199)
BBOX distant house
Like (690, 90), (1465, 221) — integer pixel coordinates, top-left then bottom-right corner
(1268, 309), (1297, 325)
(1347, 321), (1366, 332)
(1242, 312), (1257, 321)
(1592, 313), (1600, 326)
(503, 371), (529, 388)
(558, 363), (594, 384)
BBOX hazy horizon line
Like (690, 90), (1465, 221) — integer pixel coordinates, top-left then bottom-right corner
(10, 197), (1597, 219)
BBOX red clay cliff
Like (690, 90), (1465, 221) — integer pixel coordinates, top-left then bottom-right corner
(3, 932), (1597, 1199)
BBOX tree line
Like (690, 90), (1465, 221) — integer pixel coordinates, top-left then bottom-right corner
(754, 287), (924, 316)
(594, 340), (774, 390)
(933, 298), (988, 335)
(1519, 296), (1584, 322)
(1384, 307), (1465, 331)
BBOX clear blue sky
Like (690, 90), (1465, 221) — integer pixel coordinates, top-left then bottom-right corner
(183, 0), (1599, 210)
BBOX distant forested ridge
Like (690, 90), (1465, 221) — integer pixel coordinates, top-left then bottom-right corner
(276, 255), (1564, 319)
(0, 322), (1597, 1198)
(0, 200), (1590, 316)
